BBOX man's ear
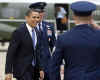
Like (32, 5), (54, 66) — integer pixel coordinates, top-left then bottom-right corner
(25, 16), (27, 20)
(72, 14), (77, 20)
(25, 16), (29, 21)
(90, 15), (93, 19)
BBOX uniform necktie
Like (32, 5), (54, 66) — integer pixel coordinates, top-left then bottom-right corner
(38, 23), (43, 35)
(38, 23), (41, 31)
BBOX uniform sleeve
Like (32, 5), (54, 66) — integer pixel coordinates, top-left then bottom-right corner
(49, 36), (64, 80)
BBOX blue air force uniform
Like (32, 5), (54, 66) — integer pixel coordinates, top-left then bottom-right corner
(29, 2), (56, 80)
(49, 1), (100, 80)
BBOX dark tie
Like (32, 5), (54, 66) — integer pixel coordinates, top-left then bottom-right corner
(38, 23), (43, 36)
(38, 23), (41, 31)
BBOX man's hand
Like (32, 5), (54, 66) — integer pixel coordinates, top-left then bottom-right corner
(5, 74), (12, 80)
(40, 70), (44, 80)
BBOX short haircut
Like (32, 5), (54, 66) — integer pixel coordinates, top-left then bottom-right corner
(25, 8), (39, 16)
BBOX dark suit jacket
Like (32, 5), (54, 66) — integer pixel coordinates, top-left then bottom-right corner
(50, 24), (100, 80)
(5, 23), (41, 78)
(39, 21), (56, 74)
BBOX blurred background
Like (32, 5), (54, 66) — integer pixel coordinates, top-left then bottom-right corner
(0, 0), (100, 80)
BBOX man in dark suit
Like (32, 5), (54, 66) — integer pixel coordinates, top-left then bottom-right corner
(5, 7), (42, 80)
(49, 1), (100, 80)
(29, 2), (56, 80)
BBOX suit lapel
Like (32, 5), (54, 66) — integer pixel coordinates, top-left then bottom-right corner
(23, 23), (34, 49)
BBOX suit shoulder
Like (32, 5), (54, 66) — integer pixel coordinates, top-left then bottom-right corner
(42, 21), (48, 24)
(61, 30), (71, 36)
(43, 21), (54, 26)
(13, 23), (25, 33)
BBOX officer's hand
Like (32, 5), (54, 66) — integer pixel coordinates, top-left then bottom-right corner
(5, 74), (12, 80)
(40, 70), (44, 80)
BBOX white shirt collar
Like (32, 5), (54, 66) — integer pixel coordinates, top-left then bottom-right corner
(26, 23), (37, 48)
(26, 23), (33, 33)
